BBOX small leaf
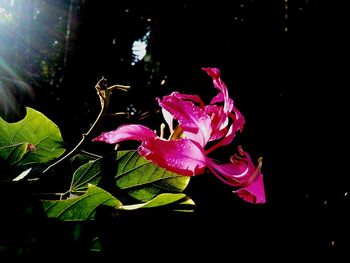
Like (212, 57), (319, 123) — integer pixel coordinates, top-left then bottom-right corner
(0, 107), (65, 166)
(42, 184), (122, 221)
(118, 193), (195, 211)
(118, 193), (184, 210)
(171, 197), (196, 212)
(70, 160), (102, 195)
(115, 150), (190, 202)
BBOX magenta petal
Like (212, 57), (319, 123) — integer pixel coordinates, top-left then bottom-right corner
(157, 95), (212, 147)
(202, 67), (221, 79)
(209, 127), (228, 142)
(235, 171), (266, 204)
(171, 92), (205, 108)
(207, 147), (266, 204)
(202, 67), (235, 143)
(206, 157), (250, 187)
(206, 108), (245, 154)
(92, 124), (156, 144)
(202, 67), (233, 113)
(210, 92), (224, 105)
(138, 138), (207, 176)
(205, 104), (229, 141)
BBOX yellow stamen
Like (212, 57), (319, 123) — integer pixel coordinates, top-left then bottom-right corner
(169, 125), (185, 140)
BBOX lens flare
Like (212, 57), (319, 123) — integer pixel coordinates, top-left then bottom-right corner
(1, 0), (33, 118)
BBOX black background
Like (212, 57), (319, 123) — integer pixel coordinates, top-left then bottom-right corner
(0, 0), (348, 260)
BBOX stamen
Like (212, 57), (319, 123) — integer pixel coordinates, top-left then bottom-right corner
(169, 125), (185, 140)
(160, 123), (166, 139)
(245, 157), (263, 186)
(114, 143), (120, 151)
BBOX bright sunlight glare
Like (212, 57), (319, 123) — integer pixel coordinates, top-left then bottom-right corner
(0, 0), (72, 116)
(0, 0), (33, 116)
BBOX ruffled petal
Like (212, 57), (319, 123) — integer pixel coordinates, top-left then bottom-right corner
(157, 94), (212, 147)
(138, 137), (207, 176)
(202, 67), (235, 144)
(170, 92), (205, 108)
(202, 67), (221, 79)
(202, 67), (234, 113)
(206, 158), (250, 187)
(205, 105), (228, 129)
(235, 170), (265, 204)
(92, 124), (156, 144)
(205, 104), (229, 141)
(206, 146), (264, 201)
(206, 109), (245, 154)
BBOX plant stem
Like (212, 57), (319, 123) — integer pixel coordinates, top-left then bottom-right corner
(42, 78), (129, 173)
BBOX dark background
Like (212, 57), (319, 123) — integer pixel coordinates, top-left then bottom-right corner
(0, 0), (348, 260)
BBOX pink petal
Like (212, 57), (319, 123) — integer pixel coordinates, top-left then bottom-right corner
(235, 171), (265, 204)
(170, 92), (205, 109)
(206, 109), (245, 154)
(210, 92), (224, 104)
(202, 67), (234, 142)
(202, 67), (234, 113)
(92, 124), (156, 144)
(206, 147), (265, 204)
(138, 137), (207, 176)
(206, 151), (253, 187)
(205, 104), (229, 141)
(202, 67), (221, 79)
(209, 127), (228, 142)
(157, 94), (212, 147)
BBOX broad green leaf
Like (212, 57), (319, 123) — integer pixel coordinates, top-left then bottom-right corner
(115, 150), (190, 202)
(118, 193), (195, 211)
(0, 107), (65, 166)
(42, 184), (122, 221)
(70, 159), (102, 195)
(0, 143), (28, 165)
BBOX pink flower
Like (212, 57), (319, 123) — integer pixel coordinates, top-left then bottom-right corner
(206, 146), (265, 204)
(93, 68), (265, 204)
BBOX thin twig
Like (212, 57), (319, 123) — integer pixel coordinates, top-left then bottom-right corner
(42, 78), (129, 173)
(80, 150), (103, 159)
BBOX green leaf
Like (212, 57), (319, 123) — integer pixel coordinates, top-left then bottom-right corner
(171, 197), (196, 212)
(0, 107), (65, 166)
(0, 143), (29, 166)
(115, 150), (190, 202)
(42, 184), (122, 221)
(118, 193), (195, 211)
(69, 159), (102, 195)
(69, 153), (97, 167)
